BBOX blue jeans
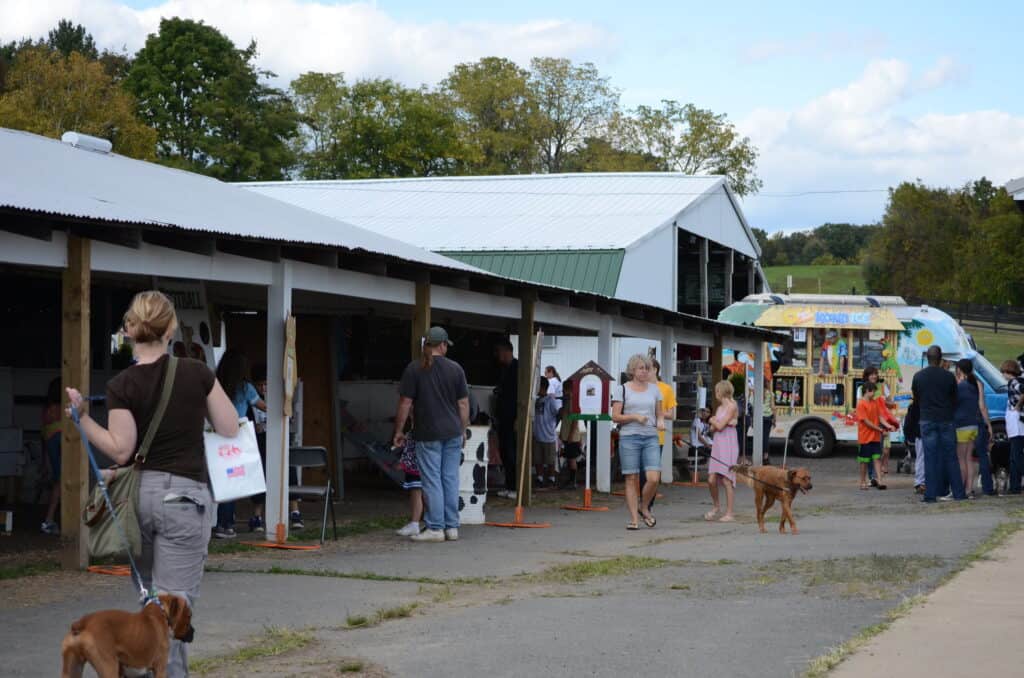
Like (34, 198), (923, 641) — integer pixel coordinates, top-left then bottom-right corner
(974, 425), (994, 495)
(417, 436), (463, 531)
(921, 420), (965, 501)
(1009, 436), (1024, 494)
(216, 501), (235, 530)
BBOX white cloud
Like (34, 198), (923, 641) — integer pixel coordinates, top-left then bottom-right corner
(0, 0), (614, 85)
(737, 58), (1024, 230)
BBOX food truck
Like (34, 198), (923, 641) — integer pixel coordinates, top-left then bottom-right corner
(719, 294), (1008, 457)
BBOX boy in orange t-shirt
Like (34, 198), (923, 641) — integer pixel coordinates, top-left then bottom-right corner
(856, 382), (887, 490)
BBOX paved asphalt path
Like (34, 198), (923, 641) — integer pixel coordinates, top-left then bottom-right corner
(3, 450), (1021, 677)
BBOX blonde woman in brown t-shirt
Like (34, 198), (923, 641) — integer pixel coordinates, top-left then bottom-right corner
(66, 291), (238, 678)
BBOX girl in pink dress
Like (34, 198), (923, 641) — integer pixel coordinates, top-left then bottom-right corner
(705, 380), (739, 522)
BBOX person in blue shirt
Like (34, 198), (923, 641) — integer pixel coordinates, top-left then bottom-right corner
(214, 350), (266, 538)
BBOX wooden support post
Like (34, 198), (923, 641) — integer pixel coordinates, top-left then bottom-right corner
(724, 250), (734, 306)
(700, 238), (710, 361)
(61, 235), (90, 570)
(516, 291), (537, 506)
(711, 333), (724, 408)
(411, 272), (431, 360)
(752, 343), (765, 464)
(699, 238), (709, 319)
(596, 316), (613, 492)
(265, 262), (293, 542)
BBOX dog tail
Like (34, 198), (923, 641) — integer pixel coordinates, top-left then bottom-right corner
(730, 464), (755, 489)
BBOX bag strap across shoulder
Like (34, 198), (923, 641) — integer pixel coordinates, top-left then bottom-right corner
(136, 356), (178, 464)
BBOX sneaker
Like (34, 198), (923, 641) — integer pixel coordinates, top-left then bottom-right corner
(870, 478), (879, 487)
(938, 494), (954, 502)
(410, 529), (445, 542)
(290, 511), (304, 530)
(967, 492), (977, 500)
(548, 476), (557, 486)
(395, 521), (422, 537)
(444, 528), (459, 541)
(213, 526), (236, 539)
(40, 521), (60, 536)
(534, 477), (545, 488)
(914, 484), (926, 495)
(248, 516), (264, 533)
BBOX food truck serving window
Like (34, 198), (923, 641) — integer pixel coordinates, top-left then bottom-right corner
(851, 330), (885, 369)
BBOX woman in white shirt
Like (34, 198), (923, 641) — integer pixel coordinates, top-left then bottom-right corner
(544, 366), (563, 403)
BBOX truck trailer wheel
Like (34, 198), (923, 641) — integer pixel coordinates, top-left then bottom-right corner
(792, 421), (834, 458)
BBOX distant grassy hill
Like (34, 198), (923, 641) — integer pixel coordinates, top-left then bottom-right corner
(764, 265), (866, 295)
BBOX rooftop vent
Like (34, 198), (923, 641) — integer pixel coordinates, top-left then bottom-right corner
(61, 131), (112, 154)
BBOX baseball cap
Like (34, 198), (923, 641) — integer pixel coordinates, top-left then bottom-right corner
(425, 326), (454, 346)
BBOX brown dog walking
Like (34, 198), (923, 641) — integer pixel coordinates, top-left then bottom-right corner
(732, 464), (813, 534)
(61, 593), (193, 678)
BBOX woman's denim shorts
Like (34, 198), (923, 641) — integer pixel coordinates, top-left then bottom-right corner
(618, 434), (661, 474)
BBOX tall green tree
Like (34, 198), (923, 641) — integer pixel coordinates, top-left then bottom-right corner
(614, 101), (763, 196)
(0, 46), (155, 158)
(441, 57), (539, 174)
(47, 19), (97, 59)
(290, 72), (469, 179)
(527, 58), (619, 173)
(560, 136), (662, 172)
(124, 18), (297, 180)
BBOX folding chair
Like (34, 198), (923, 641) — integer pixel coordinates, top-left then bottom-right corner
(288, 446), (338, 543)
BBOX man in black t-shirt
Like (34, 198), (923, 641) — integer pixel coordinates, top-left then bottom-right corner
(393, 327), (469, 542)
(912, 345), (964, 502)
(494, 340), (519, 498)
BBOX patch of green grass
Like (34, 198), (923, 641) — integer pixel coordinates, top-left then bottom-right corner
(669, 583), (691, 591)
(0, 560), (59, 580)
(287, 515), (408, 542)
(190, 626), (313, 674)
(207, 540), (259, 555)
(778, 554), (943, 593)
(339, 660), (364, 673)
(801, 595), (924, 678)
(431, 585), (455, 603)
(376, 602), (418, 621)
(949, 519), (1024, 575)
(764, 264), (866, 296)
(206, 564), (493, 586)
(528, 555), (668, 584)
(345, 614), (370, 628)
(963, 326), (1022, 369)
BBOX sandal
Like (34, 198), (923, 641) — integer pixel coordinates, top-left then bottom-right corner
(626, 522), (640, 530)
(860, 484), (870, 491)
(703, 510), (719, 521)
(642, 514), (657, 528)
(718, 515), (735, 523)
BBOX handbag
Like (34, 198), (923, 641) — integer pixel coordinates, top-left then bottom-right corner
(204, 418), (266, 502)
(83, 356), (178, 560)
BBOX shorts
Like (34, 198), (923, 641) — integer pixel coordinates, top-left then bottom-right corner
(532, 440), (557, 466)
(46, 435), (61, 482)
(618, 435), (661, 475)
(956, 426), (978, 443)
(560, 441), (583, 460)
(857, 441), (881, 464)
(402, 471), (422, 491)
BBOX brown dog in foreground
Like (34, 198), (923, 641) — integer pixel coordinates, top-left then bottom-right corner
(61, 593), (193, 678)
(732, 464), (813, 534)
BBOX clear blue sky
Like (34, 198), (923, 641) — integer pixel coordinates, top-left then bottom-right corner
(8, 1), (1022, 231)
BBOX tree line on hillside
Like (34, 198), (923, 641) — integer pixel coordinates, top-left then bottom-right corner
(752, 222), (882, 266)
(0, 18), (761, 193)
(863, 178), (1024, 306)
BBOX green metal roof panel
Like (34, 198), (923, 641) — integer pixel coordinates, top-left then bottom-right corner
(440, 249), (625, 297)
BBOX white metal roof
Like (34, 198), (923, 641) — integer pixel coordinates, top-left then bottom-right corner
(0, 128), (480, 273)
(1007, 176), (1024, 200)
(243, 173), (759, 256)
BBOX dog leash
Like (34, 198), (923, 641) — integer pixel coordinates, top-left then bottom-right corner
(70, 404), (150, 602)
(703, 451), (794, 495)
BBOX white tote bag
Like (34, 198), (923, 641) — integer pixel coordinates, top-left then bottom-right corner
(204, 419), (266, 502)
